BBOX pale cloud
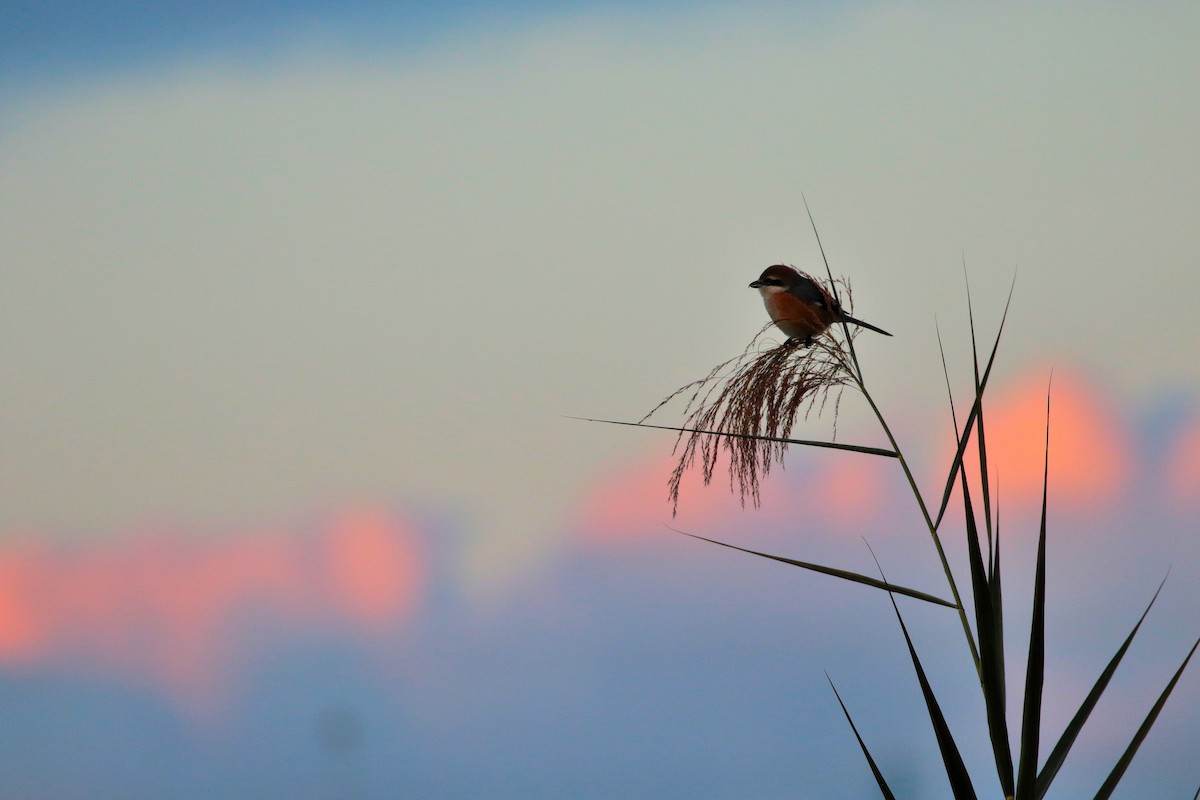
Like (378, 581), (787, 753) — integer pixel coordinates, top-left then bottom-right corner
(2, 2), (1198, 597)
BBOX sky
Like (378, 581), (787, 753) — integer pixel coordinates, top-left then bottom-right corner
(2, 2), (1199, 797)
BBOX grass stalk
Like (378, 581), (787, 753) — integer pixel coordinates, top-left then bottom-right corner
(854, 372), (981, 676)
(804, 199), (981, 674)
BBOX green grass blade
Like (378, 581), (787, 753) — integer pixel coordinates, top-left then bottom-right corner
(1035, 575), (1169, 799)
(961, 466), (1014, 795)
(869, 550), (978, 800)
(963, 261), (996, 565)
(934, 319), (984, 675)
(566, 416), (898, 458)
(989, 486), (1007, 754)
(1092, 634), (1200, 800)
(1015, 387), (1050, 800)
(934, 318), (963, 453)
(932, 275), (1016, 530)
(675, 530), (956, 608)
(827, 673), (898, 800)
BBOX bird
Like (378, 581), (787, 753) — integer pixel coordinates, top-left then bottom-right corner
(749, 264), (892, 346)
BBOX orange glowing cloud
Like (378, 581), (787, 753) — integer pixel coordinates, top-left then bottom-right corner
(1166, 412), (1200, 510)
(0, 507), (423, 713)
(944, 368), (1129, 512)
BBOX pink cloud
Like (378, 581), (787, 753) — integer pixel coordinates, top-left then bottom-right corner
(577, 366), (1137, 553)
(0, 507), (423, 714)
(576, 443), (892, 545)
(0, 542), (52, 664)
(807, 450), (889, 528)
(575, 450), (745, 543)
(324, 508), (423, 630)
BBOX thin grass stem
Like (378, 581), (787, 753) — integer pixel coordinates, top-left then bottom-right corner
(801, 200), (979, 676)
(803, 198), (981, 675)
(854, 373), (981, 675)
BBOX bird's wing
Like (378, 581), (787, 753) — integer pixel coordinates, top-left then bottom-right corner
(786, 275), (831, 309)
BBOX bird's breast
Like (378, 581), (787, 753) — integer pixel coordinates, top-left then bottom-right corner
(763, 293), (834, 340)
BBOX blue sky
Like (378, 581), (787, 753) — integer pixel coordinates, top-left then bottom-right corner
(2, 1), (1199, 797)
(1, 2), (495, 68)
(1, 1), (674, 91)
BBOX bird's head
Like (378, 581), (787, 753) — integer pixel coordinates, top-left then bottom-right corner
(748, 264), (800, 296)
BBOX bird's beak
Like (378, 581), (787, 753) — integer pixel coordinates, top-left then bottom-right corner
(748, 280), (762, 289)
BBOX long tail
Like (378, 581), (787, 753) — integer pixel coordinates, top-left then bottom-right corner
(840, 314), (892, 337)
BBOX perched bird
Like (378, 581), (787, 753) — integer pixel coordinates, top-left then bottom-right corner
(749, 264), (892, 346)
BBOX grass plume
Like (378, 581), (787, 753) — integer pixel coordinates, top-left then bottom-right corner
(642, 272), (860, 513)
